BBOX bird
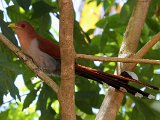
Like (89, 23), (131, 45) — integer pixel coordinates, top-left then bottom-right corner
(8, 21), (159, 99)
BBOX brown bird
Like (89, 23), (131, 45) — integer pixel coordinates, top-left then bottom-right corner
(8, 21), (159, 99)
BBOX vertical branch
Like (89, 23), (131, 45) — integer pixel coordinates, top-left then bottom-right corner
(96, 0), (151, 120)
(58, 0), (76, 120)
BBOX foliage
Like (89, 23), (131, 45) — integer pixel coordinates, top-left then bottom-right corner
(0, 0), (160, 119)
(0, 103), (39, 120)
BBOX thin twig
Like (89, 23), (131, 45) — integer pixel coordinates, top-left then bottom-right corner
(126, 32), (160, 70)
(135, 32), (160, 58)
(0, 33), (59, 93)
(76, 54), (160, 65)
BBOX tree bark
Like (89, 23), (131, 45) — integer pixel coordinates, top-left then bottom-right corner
(58, 0), (76, 120)
(96, 0), (151, 120)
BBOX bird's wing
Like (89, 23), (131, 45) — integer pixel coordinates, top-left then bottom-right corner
(37, 36), (61, 60)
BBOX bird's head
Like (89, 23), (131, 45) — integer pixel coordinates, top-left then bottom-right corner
(8, 21), (38, 46)
(8, 21), (37, 39)
(8, 21), (38, 50)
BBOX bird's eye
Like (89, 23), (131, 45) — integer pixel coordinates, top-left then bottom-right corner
(21, 24), (26, 28)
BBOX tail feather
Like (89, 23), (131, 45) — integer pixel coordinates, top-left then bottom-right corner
(75, 64), (158, 99)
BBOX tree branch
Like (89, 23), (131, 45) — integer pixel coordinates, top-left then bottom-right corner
(135, 32), (160, 58)
(96, 0), (152, 120)
(0, 33), (59, 93)
(58, 0), (76, 120)
(128, 32), (160, 69)
(76, 54), (160, 65)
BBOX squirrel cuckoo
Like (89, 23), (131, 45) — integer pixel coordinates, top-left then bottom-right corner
(8, 21), (159, 99)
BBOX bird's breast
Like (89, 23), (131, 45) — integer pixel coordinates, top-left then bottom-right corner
(26, 39), (60, 75)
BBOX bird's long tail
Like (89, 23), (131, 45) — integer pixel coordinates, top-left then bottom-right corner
(75, 64), (159, 99)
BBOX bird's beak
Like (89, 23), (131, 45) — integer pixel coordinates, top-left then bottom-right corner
(8, 23), (17, 29)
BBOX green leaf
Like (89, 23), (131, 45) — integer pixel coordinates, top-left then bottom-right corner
(75, 91), (104, 114)
(100, 29), (119, 52)
(89, 35), (101, 54)
(76, 76), (100, 92)
(36, 84), (58, 120)
(135, 64), (154, 82)
(20, 65), (35, 90)
(120, 0), (135, 24)
(16, 0), (31, 11)
(0, 110), (9, 120)
(146, 18), (160, 33)
(84, 114), (96, 120)
(36, 84), (57, 111)
(5, 0), (11, 5)
(96, 14), (123, 29)
(96, 18), (107, 28)
(74, 21), (90, 54)
(6, 5), (27, 22)
(145, 48), (160, 60)
(131, 99), (160, 120)
(76, 91), (94, 114)
(37, 13), (52, 39)
(11, 0), (19, 7)
(0, 10), (3, 19)
(152, 74), (160, 87)
(147, 0), (160, 18)
(40, 101), (58, 120)
(106, 14), (123, 28)
(131, 105), (145, 120)
(23, 90), (37, 110)
(0, 19), (18, 46)
(141, 23), (150, 37)
(0, 93), (3, 105)
(32, 1), (55, 18)
(0, 43), (20, 100)
(0, 70), (20, 100)
(116, 111), (124, 120)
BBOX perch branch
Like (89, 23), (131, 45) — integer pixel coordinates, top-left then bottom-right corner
(76, 54), (160, 65)
(0, 33), (59, 93)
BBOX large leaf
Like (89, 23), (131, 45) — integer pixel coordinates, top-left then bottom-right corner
(36, 84), (58, 119)
(39, 101), (59, 120)
(120, 0), (135, 24)
(0, 43), (20, 101)
(75, 91), (104, 114)
(146, 18), (160, 33)
(0, 10), (3, 19)
(131, 99), (160, 120)
(16, 0), (31, 11)
(4, 0), (11, 5)
(32, 1), (56, 18)
(22, 89), (38, 110)
(6, 5), (28, 22)
(0, 110), (9, 120)
(74, 21), (91, 54)
(0, 19), (18, 46)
